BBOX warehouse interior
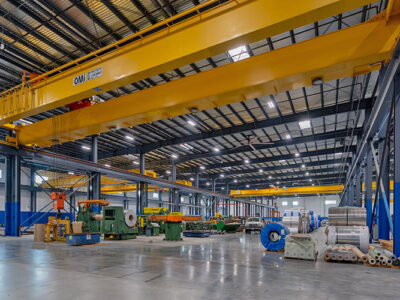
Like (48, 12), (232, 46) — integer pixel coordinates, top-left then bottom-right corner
(0, 0), (400, 298)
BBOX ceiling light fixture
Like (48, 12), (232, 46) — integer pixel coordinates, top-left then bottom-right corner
(259, 169), (263, 173)
(187, 120), (196, 126)
(268, 101), (275, 108)
(125, 135), (134, 141)
(295, 153), (300, 157)
(285, 134), (291, 140)
(298, 120), (311, 129)
(104, 164), (110, 167)
(81, 145), (91, 150)
(171, 154), (178, 159)
(228, 45), (249, 62)
(213, 147), (220, 152)
(200, 165), (206, 170)
(244, 159), (250, 164)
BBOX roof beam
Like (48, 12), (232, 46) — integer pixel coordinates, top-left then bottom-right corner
(0, 0), (378, 126)
(198, 167), (346, 181)
(141, 126), (364, 167)
(200, 174), (345, 189)
(99, 0), (140, 33)
(200, 158), (350, 177)
(187, 145), (356, 172)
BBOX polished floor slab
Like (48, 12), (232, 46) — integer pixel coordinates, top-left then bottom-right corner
(0, 229), (399, 299)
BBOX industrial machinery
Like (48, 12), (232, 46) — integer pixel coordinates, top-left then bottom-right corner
(164, 213), (183, 241)
(76, 200), (109, 233)
(209, 213), (240, 233)
(145, 222), (160, 236)
(102, 207), (138, 240)
(244, 217), (264, 234)
(183, 221), (211, 237)
(45, 192), (71, 242)
(260, 222), (290, 252)
(45, 216), (71, 242)
(51, 192), (65, 215)
(137, 207), (169, 235)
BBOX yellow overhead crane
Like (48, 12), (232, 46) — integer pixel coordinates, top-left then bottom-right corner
(0, 0), (376, 126)
(230, 185), (344, 197)
(0, 0), (387, 147)
(10, 2), (400, 147)
(230, 181), (397, 198)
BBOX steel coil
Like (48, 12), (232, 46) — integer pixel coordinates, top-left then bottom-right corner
(260, 223), (290, 251)
(327, 226), (369, 253)
(124, 209), (136, 227)
(328, 206), (366, 226)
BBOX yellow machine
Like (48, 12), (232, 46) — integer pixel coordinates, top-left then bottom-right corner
(209, 213), (224, 224)
(143, 207), (168, 215)
(45, 216), (71, 242)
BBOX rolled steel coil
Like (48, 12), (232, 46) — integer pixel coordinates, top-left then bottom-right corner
(124, 209), (136, 227)
(260, 223), (290, 252)
(329, 207), (366, 226)
(327, 226), (369, 253)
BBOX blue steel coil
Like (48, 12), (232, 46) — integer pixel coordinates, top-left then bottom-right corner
(260, 223), (290, 251)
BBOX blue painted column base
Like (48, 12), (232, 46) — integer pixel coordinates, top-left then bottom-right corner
(394, 181), (400, 257)
(5, 202), (20, 236)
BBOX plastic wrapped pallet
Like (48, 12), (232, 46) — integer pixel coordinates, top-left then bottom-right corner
(284, 234), (317, 261)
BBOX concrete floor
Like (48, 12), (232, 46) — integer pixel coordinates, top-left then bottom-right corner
(0, 228), (399, 299)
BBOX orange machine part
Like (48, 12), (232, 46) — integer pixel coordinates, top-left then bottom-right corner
(51, 192), (66, 210)
(270, 210), (280, 218)
(166, 215), (183, 222)
(78, 199), (110, 208)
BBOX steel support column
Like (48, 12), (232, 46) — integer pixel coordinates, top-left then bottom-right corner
(394, 72), (400, 256)
(139, 153), (145, 214)
(30, 168), (36, 212)
(90, 135), (101, 203)
(5, 155), (21, 236)
(378, 135), (390, 240)
(355, 167), (362, 207)
(365, 146), (373, 231)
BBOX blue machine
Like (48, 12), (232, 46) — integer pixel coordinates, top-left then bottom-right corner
(260, 223), (290, 252)
(183, 231), (210, 238)
(66, 233), (101, 246)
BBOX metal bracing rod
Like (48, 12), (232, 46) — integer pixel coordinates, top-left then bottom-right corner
(370, 141), (394, 234)
(20, 168), (53, 200)
(341, 40), (400, 202)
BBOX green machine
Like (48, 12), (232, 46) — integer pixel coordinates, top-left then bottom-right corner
(137, 207), (169, 235)
(165, 222), (182, 241)
(76, 205), (101, 233)
(211, 221), (241, 233)
(102, 206), (138, 240)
